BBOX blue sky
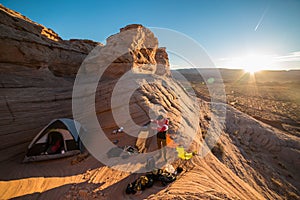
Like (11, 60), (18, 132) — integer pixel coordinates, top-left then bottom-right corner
(2, 0), (300, 70)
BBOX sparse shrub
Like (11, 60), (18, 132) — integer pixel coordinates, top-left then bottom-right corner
(204, 115), (211, 121)
(286, 191), (299, 200)
(201, 129), (207, 139)
(249, 146), (256, 152)
(287, 174), (293, 179)
(271, 177), (283, 187)
(278, 162), (287, 169)
(199, 122), (208, 140)
(211, 142), (225, 160)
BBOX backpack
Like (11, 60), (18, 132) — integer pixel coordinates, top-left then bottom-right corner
(125, 182), (136, 194)
(125, 175), (153, 194)
(159, 172), (176, 186)
(134, 176), (149, 191)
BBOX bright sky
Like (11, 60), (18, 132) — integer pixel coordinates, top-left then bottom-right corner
(2, 0), (300, 70)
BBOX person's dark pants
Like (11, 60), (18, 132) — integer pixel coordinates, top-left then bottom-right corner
(157, 136), (167, 161)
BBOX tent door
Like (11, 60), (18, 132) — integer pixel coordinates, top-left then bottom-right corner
(46, 132), (64, 154)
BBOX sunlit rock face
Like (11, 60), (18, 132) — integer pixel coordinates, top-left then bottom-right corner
(0, 4), (101, 77)
(83, 24), (171, 80)
(0, 5), (99, 161)
(0, 4), (198, 163)
(74, 23), (200, 160)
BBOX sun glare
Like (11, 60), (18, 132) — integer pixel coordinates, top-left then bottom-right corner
(238, 54), (272, 74)
(243, 66), (261, 74)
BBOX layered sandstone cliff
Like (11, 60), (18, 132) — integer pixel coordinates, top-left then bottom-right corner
(0, 5), (174, 162)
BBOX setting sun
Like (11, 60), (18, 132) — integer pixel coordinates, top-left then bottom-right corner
(243, 66), (261, 74)
(237, 54), (272, 73)
(218, 53), (280, 73)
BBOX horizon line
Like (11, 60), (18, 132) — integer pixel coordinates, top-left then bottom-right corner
(170, 67), (300, 72)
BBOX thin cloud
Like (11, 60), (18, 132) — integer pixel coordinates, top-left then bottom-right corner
(275, 51), (300, 62)
(217, 51), (300, 70)
(171, 51), (300, 69)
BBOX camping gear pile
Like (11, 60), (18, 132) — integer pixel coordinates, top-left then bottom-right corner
(175, 146), (198, 170)
(176, 146), (197, 160)
(112, 127), (124, 134)
(125, 166), (183, 195)
(106, 145), (139, 159)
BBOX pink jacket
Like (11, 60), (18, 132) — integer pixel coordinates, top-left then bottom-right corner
(154, 119), (169, 132)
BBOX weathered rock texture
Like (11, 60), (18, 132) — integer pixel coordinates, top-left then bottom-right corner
(72, 23), (199, 168)
(84, 24), (171, 80)
(0, 5), (173, 162)
(0, 4), (100, 77)
(0, 4), (99, 161)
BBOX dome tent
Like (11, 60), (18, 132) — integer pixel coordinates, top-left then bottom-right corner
(23, 118), (84, 163)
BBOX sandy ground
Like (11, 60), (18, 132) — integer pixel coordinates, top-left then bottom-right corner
(0, 150), (264, 200)
(1, 89), (299, 200)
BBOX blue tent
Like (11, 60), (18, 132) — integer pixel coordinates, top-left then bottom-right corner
(24, 118), (84, 162)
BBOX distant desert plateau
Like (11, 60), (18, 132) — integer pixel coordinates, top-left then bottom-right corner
(175, 68), (300, 137)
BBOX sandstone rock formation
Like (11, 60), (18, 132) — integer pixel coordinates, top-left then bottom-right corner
(71, 23), (200, 172)
(0, 4), (99, 161)
(0, 5), (173, 162)
(83, 24), (171, 80)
